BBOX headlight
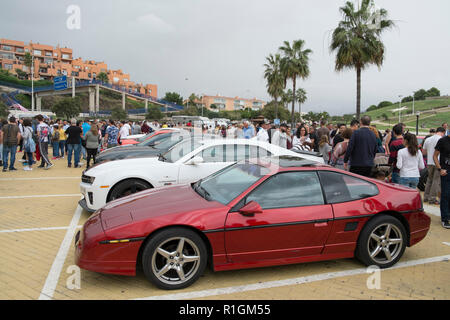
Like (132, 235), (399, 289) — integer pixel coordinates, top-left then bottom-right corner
(82, 174), (95, 184)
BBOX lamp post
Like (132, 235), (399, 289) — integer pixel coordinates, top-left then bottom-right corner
(398, 95), (402, 123)
(416, 112), (420, 135)
(31, 52), (35, 111)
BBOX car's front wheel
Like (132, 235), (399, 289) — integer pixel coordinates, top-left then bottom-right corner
(142, 228), (207, 290)
(356, 215), (407, 268)
(108, 179), (152, 202)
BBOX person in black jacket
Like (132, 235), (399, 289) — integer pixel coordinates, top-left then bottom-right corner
(344, 116), (378, 177)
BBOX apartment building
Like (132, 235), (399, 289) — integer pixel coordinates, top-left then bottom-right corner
(190, 94), (266, 112)
(0, 38), (157, 97)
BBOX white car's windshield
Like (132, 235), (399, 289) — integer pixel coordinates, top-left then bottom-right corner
(162, 139), (202, 163)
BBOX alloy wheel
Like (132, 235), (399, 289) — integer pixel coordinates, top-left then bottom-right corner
(367, 223), (403, 265)
(151, 237), (201, 286)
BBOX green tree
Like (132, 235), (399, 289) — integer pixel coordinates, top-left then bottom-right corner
(111, 107), (128, 120)
(146, 104), (163, 121)
(264, 53), (285, 119)
(366, 104), (378, 112)
(378, 101), (393, 108)
(163, 92), (184, 106)
(50, 97), (82, 119)
(401, 96), (413, 103)
(279, 39), (312, 128)
(414, 89), (427, 101)
(24, 52), (33, 79)
(0, 100), (9, 118)
(330, 0), (395, 120)
(426, 87), (440, 98)
(262, 101), (290, 121)
(15, 68), (28, 80)
(97, 72), (109, 84)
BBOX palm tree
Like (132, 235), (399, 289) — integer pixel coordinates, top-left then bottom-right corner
(294, 88), (307, 121)
(281, 89), (293, 109)
(330, 0), (394, 120)
(263, 53), (284, 119)
(279, 39), (312, 129)
(97, 72), (109, 84)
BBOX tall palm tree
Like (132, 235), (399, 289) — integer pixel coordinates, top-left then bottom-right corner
(294, 88), (307, 121)
(279, 39), (312, 129)
(264, 53), (284, 119)
(330, 0), (394, 120)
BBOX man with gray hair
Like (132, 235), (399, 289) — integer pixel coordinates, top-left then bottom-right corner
(344, 115), (378, 177)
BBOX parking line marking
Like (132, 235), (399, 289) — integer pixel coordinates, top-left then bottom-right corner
(0, 226), (82, 234)
(38, 205), (83, 300)
(443, 242), (450, 246)
(423, 204), (441, 217)
(0, 177), (80, 181)
(134, 254), (450, 300)
(0, 194), (81, 199)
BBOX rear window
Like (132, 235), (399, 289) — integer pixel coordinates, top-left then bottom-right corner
(318, 171), (379, 204)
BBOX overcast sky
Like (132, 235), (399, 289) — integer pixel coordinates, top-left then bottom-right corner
(2, 0), (450, 115)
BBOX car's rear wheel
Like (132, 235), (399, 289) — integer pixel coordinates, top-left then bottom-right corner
(142, 228), (207, 290)
(108, 179), (152, 202)
(356, 215), (407, 268)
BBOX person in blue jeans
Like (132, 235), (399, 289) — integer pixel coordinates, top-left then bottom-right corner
(1, 117), (21, 172)
(434, 134), (450, 229)
(65, 119), (83, 168)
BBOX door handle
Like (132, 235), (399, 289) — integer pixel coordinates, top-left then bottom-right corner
(314, 222), (328, 227)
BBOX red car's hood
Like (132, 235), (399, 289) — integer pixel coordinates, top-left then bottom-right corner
(100, 185), (225, 230)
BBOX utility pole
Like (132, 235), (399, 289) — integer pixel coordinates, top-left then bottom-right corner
(31, 53), (35, 111)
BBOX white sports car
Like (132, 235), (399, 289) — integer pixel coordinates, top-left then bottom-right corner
(79, 138), (324, 212)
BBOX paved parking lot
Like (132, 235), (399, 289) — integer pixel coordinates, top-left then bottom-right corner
(0, 152), (449, 300)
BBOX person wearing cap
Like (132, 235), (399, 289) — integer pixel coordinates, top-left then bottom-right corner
(257, 121), (270, 143)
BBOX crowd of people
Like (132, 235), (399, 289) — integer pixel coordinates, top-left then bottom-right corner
(0, 116), (156, 171)
(1, 114), (449, 228)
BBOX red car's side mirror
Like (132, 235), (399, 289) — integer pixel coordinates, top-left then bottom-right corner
(239, 201), (263, 217)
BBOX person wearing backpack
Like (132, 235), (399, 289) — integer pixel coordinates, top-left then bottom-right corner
(22, 118), (36, 171)
(1, 116), (21, 172)
(36, 115), (53, 170)
(51, 124), (61, 160)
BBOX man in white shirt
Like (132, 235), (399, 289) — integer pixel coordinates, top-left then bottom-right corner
(271, 124), (291, 149)
(119, 121), (131, 139)
(423, 127), (445, 204)
(256, 121), (270, 143)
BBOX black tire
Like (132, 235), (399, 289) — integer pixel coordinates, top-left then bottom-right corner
(142, 228), (207, 290)
(108, 179), (151, 202)
(355, 214), (407, 269)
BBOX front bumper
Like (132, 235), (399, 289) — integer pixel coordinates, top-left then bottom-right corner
(80, 182), (109, 212)
(78, 198), (96, 213)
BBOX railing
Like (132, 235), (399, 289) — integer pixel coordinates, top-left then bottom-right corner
(1, 78), (187, 111)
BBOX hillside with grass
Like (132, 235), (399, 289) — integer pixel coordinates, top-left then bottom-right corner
(363, 97), (450, 132)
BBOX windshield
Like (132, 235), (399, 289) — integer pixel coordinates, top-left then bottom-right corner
(194, 163), (270, 205)
(163, 139), (202, 163)
(153, 134), (187, 150)
(137, 133), (172, 147)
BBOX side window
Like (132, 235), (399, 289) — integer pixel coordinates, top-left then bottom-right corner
(225, 144), (272, 163)
(200, 145), (225, 162)
(249, 146), (272, 159)
(318, 171), (379, 204)
(246, 171), (324, 210)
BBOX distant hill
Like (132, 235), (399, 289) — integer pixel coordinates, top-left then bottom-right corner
(363, 97), (450, 132)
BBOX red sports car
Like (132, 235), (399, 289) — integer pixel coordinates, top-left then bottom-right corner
(75, 156), (430, 290)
